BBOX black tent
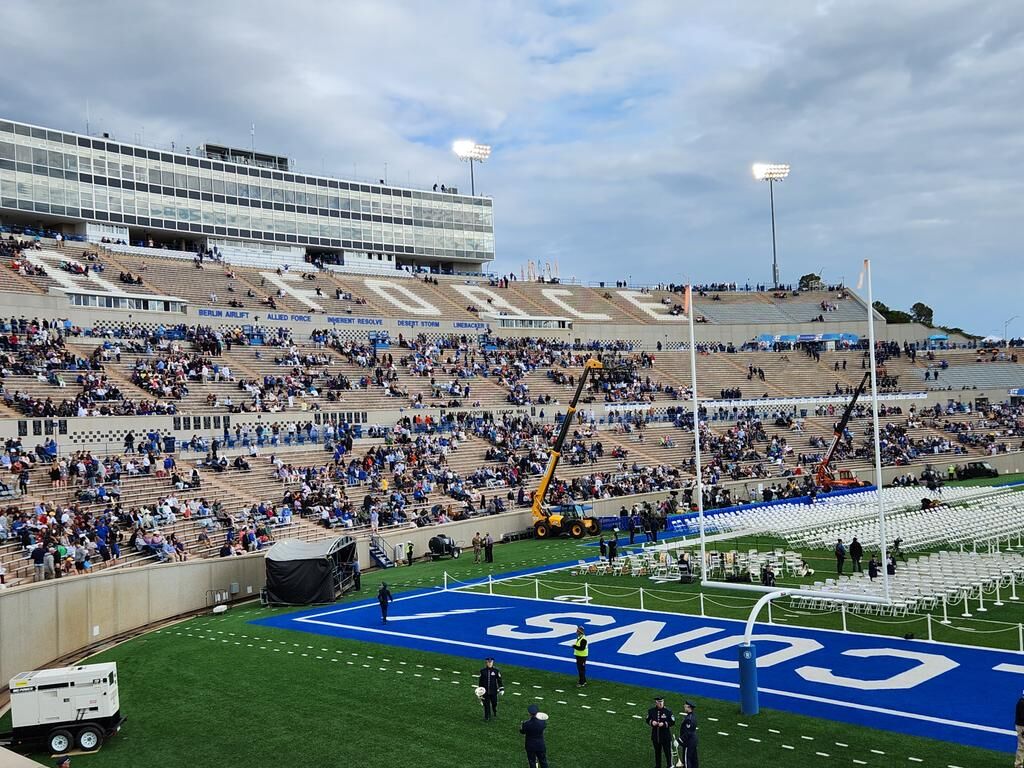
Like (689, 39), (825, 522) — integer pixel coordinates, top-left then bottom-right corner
(264, 536), (357, 605)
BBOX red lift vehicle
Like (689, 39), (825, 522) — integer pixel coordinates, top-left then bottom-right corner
(816, 372), (873, 493)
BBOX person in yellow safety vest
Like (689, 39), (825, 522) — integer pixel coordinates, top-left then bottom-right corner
(573, 625), (588, 687)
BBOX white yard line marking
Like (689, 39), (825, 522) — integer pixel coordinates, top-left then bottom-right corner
(292, 605), (1018, 739)
(173, 622), (966, 767)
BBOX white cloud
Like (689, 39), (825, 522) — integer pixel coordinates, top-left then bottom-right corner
(0, 0), (1022, 332)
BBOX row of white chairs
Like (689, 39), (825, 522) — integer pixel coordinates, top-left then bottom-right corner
(794, 491), (1024, 552)
(701, 485), (1003, 542)
(792, 550), (1024, 614)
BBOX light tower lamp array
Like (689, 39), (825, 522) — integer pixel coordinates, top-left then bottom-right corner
(452, 140), (491, 196)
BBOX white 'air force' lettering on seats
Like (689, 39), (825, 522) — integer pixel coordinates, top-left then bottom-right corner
(617, 290), (686, 322)
(260, 271), (323, 311)
(363, 279), (441, 316)
(540, 289), (611, 321)
(488, 612), (614, 639)
(451, 285), (531, 317)
(795, 648), (958, 690)
(674, 634), (825, 669)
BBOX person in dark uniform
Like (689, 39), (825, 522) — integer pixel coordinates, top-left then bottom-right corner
(520, 704), (548, 768)
(679, 700), (699, 767)
(608, 535), (618, 565)
(377, 582), (393, 624)
(646, 696), (675, 768)
(477, 656), (504, 720)
(405, 541), (414, 567)
(484, 532), (494, 563)
(572, 625), (588, 686)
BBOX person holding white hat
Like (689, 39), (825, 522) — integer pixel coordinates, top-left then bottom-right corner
(520, 703), (548, 768)
(477, 656), (503, 721)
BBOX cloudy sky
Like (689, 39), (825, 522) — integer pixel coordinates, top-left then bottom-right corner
(2, 0), (1022, 335)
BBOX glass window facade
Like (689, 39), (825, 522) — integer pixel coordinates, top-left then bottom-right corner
(0, 118), (495, 267)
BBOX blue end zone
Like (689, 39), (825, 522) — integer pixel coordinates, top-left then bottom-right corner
(254, 588), (1019, 752)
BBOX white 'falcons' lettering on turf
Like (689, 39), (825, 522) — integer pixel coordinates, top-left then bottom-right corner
(389, 607), (510, 622)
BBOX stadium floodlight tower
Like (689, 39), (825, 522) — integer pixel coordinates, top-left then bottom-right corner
(752, 162), (790, 288)
(452, 140), (491, 196)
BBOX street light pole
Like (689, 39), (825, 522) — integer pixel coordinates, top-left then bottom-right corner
(752, 163), (790, 288)
(1005, 315), (1019, 347)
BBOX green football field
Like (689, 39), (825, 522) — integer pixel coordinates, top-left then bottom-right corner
(1, 535), (1015, 768)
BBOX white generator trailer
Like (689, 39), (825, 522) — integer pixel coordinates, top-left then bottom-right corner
(1, 662), (125, 754)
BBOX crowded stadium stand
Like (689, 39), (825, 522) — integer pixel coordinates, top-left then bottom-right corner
(0, 114), (1022, 602)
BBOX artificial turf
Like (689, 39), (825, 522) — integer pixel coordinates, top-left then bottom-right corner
(0, 534), (1015, 767)
(948, 472), (1024, 487)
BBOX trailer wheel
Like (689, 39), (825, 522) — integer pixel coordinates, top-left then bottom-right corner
(47, 729), (73, 754)
(452, 547), (461, 559)
(569, 521), (585, 538)
(76, 725), (103, 751)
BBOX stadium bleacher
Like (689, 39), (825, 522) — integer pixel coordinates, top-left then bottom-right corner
(0, 226), (1022, 591)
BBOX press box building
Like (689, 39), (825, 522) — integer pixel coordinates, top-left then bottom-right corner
(0, 117), (495, 275)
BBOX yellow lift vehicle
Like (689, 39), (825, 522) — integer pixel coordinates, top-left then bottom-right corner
(530, 357), (607, 539)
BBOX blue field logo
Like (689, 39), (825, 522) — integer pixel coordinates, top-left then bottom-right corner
(255, 589), (1020, 752)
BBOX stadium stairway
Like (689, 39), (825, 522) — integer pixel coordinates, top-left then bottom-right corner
(368, 534), (397, 568)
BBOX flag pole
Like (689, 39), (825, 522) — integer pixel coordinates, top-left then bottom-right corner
(863, 259), (891, 603)
(688, 285), (706, 582)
